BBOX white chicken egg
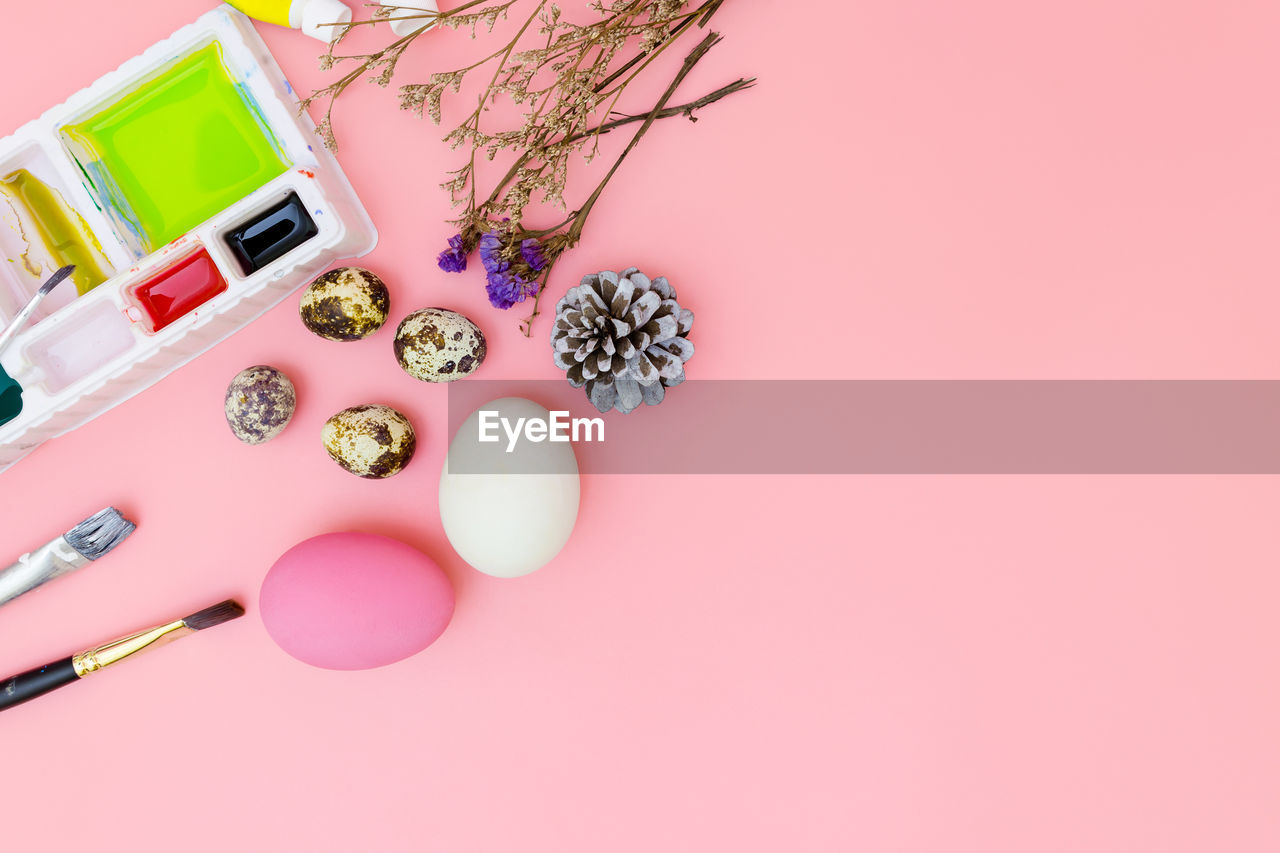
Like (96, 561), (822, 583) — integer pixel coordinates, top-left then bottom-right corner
(439, 397), (580, 577)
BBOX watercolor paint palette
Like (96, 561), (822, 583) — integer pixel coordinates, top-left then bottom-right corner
(0, 6), (376, 471)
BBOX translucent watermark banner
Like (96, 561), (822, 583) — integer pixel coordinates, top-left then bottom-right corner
(445, 380), (1280, 474)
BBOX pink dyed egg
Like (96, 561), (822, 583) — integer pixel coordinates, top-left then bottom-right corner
(260, 532), (454, 670)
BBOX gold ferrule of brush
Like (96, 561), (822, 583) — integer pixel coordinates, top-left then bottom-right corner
(72, 620), (194, 676)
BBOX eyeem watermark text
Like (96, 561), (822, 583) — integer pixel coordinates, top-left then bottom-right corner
(478, 410), (605, 452)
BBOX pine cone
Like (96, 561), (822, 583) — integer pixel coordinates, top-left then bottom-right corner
(551, 267), (694, 414)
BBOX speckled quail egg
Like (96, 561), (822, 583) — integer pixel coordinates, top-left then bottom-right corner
(300, 267), (390, 341)
(394, 308), (486, 382)
(224, 365), (296, 445)
(322, 404), (416, 479)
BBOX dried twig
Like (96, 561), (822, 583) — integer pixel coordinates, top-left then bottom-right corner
(304, 1), (751, 334)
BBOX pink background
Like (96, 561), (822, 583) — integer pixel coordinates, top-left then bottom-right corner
(3, 1), (1279, 850)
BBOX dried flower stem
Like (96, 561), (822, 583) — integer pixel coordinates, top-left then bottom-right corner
(567, 77), (755, 143)
(482, 74), (754, 238)
(518, 30), (732, 333)
(306, 1), (752, 334)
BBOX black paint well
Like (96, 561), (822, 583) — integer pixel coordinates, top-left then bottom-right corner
(224, 192), (318, 274)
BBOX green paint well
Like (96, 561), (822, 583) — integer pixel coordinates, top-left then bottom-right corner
(61, 42), (288, 253)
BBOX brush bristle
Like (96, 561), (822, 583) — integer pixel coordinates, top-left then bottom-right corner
(63, 507), (137, 560)
(39, 265), (76, 296)
(182, 599), (245, 631)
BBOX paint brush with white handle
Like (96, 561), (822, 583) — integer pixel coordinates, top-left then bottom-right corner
(0, 507), (136, 608)
(0, 264), (74, 359)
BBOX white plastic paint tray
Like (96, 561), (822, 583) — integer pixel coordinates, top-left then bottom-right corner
(0, 6), (376, 471)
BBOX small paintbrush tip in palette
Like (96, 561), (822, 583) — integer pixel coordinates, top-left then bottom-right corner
(0, 7), (377, 472)
(39, 266), (76, 296)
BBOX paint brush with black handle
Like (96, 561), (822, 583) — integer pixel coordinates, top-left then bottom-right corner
(0, 507), (136, 608)
(0, 599), (245, 711)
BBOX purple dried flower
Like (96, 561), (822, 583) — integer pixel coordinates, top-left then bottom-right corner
(519, 238), (547, 271)
(485, 268), (540, 310)
(478, 231), (505, 274)
(485, 270), (521, 310)
(436, 234), (468, 273)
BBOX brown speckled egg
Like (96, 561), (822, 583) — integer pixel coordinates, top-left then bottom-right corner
(224, 365), (296, 445)
(394, 308), (486, 382)
(300, 267), (390, 341)
(322, 404), (416, 479)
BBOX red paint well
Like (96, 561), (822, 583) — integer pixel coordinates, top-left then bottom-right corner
(129, 249), (227, 333)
